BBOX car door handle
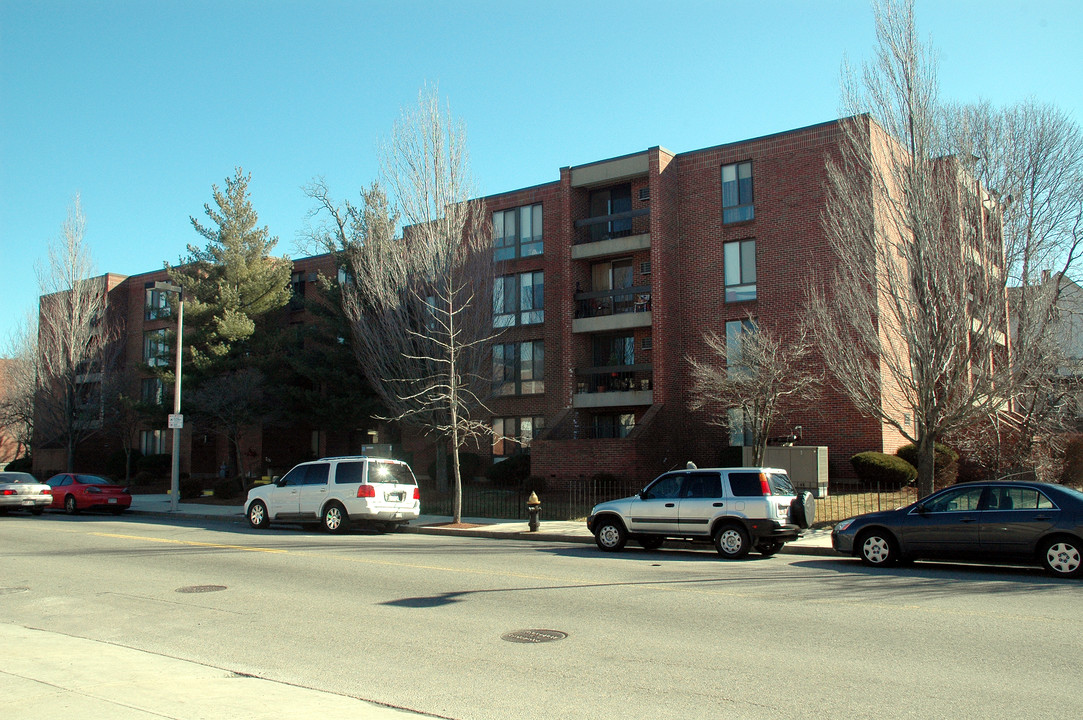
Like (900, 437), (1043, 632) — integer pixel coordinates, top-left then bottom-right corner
(960, 517), (977, 523)
(664, 503), (675, 507)
(713, 503), (724, 507)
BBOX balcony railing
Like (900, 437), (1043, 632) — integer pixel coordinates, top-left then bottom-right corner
(575, 365), (653, 394)
(574, 208), (650, 245)
(575, 286), (651, 318)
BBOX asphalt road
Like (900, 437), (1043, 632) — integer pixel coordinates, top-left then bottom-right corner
(3, 512), (1081, 719)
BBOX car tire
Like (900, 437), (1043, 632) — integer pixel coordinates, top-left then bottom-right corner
(247, 500), (269, 529)
(638, 536), (664, 551)
(30, 507), (44, 516)
(857, 529), (898, 567)
(110, 507), (125, 515)
(756, 541), (783, 557)
(714, 524), (751, 559)
(594, 518), (627, 552)
(791, 491), (815, 529)
(322, 503), (349, 534)
(1041, 537), (1082, 578)
(64, 495), (79, 515)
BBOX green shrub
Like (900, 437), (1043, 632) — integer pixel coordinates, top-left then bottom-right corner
(485, 454), (531, 485)
(851, 451), (917, 487)
(5, 456), (32, 473)
(895, 443), (959, 485)
(427, 452), (483, 485)
(180, 478), (204, 500)
(213, 477), (242, 500)
(137, 453), (172, 476)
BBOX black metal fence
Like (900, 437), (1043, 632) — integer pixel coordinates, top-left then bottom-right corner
(419, 480), (921, 527)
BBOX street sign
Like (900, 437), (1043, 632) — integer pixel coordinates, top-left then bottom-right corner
(168, 414), (184, 429)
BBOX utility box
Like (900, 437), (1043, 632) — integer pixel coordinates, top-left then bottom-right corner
(742, 446), (829, 497)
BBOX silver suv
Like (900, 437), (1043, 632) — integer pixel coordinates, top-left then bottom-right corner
(587, 466), (814, 558)
(245, 456), (420, 533)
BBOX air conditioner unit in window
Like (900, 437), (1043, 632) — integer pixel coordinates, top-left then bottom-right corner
(638, 187), (650, 202)
(640, 261), (651, 275)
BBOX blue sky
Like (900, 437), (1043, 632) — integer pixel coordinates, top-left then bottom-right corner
(2, 0), (1081, 346)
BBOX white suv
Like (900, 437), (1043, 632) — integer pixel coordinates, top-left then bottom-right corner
(587, 466), (815, 558)
(245, 456), (420, 533)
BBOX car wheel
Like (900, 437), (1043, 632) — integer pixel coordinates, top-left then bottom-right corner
(31, 507), (45, 516)
(1041, 537), (1082, 578)
(857, 530), (898, 567)
(714, 524), (751, 559)
(638, 536), (664, 551)
(64, 495), (79, 515)
(322, 503), (349, 534)
(247, 500), (269, 529)
(756, 541), (783, 557)
(594, 519), (627, 552)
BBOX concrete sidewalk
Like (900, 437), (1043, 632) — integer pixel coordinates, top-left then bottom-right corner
(124, 494), (836, 556)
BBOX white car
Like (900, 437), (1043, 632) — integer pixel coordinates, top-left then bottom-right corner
(245, 456), (420, 533)
(0, 471), (52, 515)
(587, 466), (815, 558)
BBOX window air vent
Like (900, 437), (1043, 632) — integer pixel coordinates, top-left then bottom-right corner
(639, 187), (650, 202)
(640, 261), (651, 275)
(642, 336), (653, 351)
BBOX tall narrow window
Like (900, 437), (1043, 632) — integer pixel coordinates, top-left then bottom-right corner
(722, 162), (754, 223)
(725, 318), (756, 376)
(493, 204), (542, 260)
(143, 329), (170, 368)
(589, 185), (632, 241)
(724, 239), (757, 302)
(144, 287), (170, 321)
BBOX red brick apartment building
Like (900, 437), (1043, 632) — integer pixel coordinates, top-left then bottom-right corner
(36, 117), (1001, 485)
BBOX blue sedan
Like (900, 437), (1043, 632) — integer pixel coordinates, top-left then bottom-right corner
(832, 481), (1083, 578)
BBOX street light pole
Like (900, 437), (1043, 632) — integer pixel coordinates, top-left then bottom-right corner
(154, 282), (183, 512)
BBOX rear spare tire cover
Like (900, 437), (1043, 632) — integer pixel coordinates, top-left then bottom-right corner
(791, 491), (815, 528)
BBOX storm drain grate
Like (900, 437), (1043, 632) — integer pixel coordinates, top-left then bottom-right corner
(501, 629), (568, 644)
(0, 587), (30, 595)
(175, 585), (227, 594)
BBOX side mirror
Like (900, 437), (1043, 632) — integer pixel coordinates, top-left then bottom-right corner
(274, 478), (287, 487)
(914, 503), (927, 515)
(638, 491), (649, 500)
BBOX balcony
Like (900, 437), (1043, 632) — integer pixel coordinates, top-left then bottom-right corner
(573, 208), (651, 257)
(572, 365), (653, 408)
(573, 286), (652, 334)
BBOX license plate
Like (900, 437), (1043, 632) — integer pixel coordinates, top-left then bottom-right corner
(108, 498), (118, 504)
(21, 500), (34, 506)
(386, 492), (404, 502)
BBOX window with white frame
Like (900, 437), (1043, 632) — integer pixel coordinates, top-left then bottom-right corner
(724, 239), (756, 302)
(725, 318), (756, 376)
(143, 329), (170, 367)
(493, 271), (544, 327)
(493, 203), (543, 260)
(722, 161), (754, 223)
(492, 416), (546, 457)
(144, 287), (171, 321)
(140, 429), (167, 455)
(493, 341), (544, 396)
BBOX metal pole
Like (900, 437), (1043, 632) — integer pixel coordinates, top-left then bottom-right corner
(170, 296), (183, 512)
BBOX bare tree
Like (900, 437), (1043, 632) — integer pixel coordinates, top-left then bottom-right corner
(944, 100), (1083, 473)
(35, 196), (119, 472)
(0, 313), (39, 462)
(688, 320), (821, 466)
(808, 0), (1013, 497)
(305, 87), (497, 523)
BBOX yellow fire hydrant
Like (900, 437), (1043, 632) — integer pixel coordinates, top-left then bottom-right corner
(526, 491), (541, 532)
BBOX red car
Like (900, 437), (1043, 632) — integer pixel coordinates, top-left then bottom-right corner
(46, 474), (132, 514)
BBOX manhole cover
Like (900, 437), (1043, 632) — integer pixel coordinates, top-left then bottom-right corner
(0, 587), (29, 595)
(501, 629), (568, 644)
(175, 585), (227, 594)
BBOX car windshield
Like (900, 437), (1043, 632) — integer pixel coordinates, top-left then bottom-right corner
(369, 462), (417, 485)
(75, 475), (112, 485)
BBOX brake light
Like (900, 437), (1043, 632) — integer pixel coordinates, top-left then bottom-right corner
(1, 489), (14, 496)
(86, 486), (102, 494)
(41, 488), (52, 495)
(759, 473), (772, 496)
(356, 485), (375, 498)
(413, 488), (420, 501)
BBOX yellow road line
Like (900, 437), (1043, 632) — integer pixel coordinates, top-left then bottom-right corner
(92, 532), (287, 554)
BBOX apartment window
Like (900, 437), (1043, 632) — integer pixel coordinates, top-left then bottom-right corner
(492, 416), (546, 457)
(493, 203), (543, 261)
(589, 185), (632, 241)
(493, 271), (544, 327)
(290, 272), (306, 310)
(724, 239), (756, 302)
(592, 413), (635, 439)
(722, 162), (754, 223)
(141, 377), (164, 405)
(725, 318), (756, 375)
(140, 429), (166, 455)
(594, 335), (634, 367)
(144, 287), (171, 321)
(728, 408), (754, 447)
(493, 341), (544, 396)
(143, 329), (170, 367)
